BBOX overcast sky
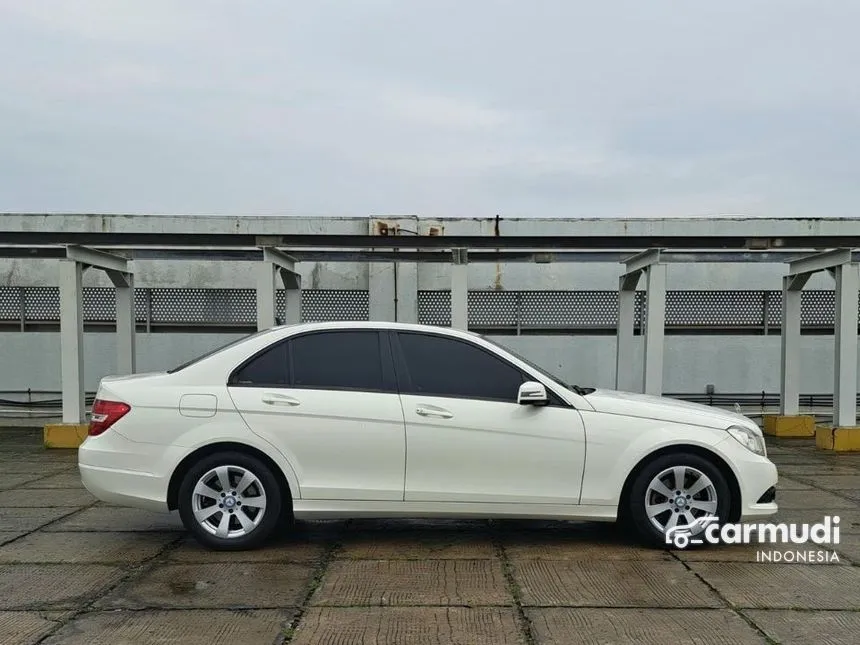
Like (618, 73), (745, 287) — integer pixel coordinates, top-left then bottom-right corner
(1, 0), (859, 218)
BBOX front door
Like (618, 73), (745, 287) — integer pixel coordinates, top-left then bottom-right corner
(227, 329), (406, 501)
(391, 331), (586, 505)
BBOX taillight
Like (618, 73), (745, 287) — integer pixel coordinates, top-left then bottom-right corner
(88, 399), (131, 436)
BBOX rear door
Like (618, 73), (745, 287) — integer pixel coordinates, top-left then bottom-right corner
(227, 329), (406, 501)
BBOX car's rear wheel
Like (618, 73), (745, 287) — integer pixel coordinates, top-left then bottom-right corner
(626, 452), (731, 548)
(177, 452), (282, 551)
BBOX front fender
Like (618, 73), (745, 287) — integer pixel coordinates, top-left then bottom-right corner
(579, 411), (729, 506)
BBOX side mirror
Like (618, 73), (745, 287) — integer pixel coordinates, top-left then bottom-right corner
(518, 381), (548, 406)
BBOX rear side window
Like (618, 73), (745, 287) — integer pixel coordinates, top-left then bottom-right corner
(290, 331), (384, 391)
(231, 342), (288, 386)
(396, 332), (525, 402)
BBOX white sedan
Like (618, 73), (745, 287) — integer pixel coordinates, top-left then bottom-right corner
(79, 321), (778, 550)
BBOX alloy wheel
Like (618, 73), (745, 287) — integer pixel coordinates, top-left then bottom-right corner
(644, 465), (718, 537)
(191, 464), (268, 539)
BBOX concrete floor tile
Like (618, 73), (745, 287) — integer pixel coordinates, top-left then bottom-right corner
(779, 465), (859, 477)
(0, 564), (124, 610)
(0, 489), (95, 507)
(291, 607), (524, 645)
(774, 489), (857, 509)
(0, 532), (176, 564)
(803, 475), (860, 491)
(0, 531), (27, 546)
(501, 532), (672, 562)
(0, 508), (76, 532)
(310, 560), (511, 607)
(514, 560), (723, 608)
(96, 563), (314, 609)
(745, 609), (860, 644)
(689, 562), (860, 609)
(168, 535), (324, 564)
(2, 462), (73, 475)
(0, 474), (46, 490)
(528, 608), (766, 644)
(776, 477), (813, 490)
(43, 507), (184, 532)
(771, 455), (831, 466)
(0, 611), (61, 645)
(41, 609), (295, 645)
(22, 473), (85, 489)
(339, 533), (496, 560)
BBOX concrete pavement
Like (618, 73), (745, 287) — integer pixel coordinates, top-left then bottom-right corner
(1, 429), (859, 644)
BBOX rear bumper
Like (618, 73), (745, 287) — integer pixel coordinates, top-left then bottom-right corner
(78, 430), (171, 513)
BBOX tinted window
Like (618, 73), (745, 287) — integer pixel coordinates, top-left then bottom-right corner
(290, 331), (384, 391)
(231, 341), (288, 385)
(397, 333), (524, 401)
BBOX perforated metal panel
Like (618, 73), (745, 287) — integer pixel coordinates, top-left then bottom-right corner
(82, 287), (114, 322)
(666, 291), (766, 327)
(802, 290), (835, 327)
(469, 291), (519, 327)
(150, 288), (255, 325)
(22, 287), (60, 321)
(520, 291), (619, 328)
(295, 290), (369, 322)
(3, 286), (859, 330)
(418, 291), (451, 326)
(0, 287), (21, 321)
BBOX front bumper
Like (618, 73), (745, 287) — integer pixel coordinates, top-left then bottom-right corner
(719, 437), (779, 520)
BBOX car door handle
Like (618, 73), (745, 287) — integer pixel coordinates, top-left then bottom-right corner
(415, 405), (453, 419)
(261, 393), (301, 407)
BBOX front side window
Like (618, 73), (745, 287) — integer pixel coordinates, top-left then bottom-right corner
(396, 332), (525, 402)
(290, 331), (384, 391)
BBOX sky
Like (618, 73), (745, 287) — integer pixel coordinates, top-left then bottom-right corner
(1, 0), (859, 219)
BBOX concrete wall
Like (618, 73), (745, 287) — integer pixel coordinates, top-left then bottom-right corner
(0, 331), (854, 396)
(0, 257), (837, 291)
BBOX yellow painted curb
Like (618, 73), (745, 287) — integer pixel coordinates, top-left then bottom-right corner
(43, 424), (88, 449)
(762, 415), (816, 438)
(815, 425), (860, 452)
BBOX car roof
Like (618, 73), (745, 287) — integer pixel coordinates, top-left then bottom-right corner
(270, 320), (481, 338)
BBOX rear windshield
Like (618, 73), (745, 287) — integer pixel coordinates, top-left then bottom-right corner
(167, 328), (281, 373)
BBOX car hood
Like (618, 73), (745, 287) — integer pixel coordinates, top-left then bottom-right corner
(582, 388), (758, 430)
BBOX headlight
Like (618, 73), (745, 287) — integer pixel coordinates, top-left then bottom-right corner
(727, 425), (767, 456)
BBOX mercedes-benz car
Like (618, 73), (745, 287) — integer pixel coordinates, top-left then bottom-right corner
(78, 321), (778, 550)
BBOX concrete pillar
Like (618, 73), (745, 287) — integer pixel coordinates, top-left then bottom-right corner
(833, 263), (859, 427)
(256, 263), (276, 331)
(59, 260), (85, 424)
(279, 268), (302, 325)
(450, 248), (468, 330)
(111, 272), (136, 375)
(642, 265), (666, 396)
(368, 263), (396, 321)
(396, 262), (419, 323)
(615, 283), (636, 391)
(779, 276), (802, 416)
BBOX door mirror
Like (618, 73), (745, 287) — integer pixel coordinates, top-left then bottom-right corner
(517, 381), (548, 405)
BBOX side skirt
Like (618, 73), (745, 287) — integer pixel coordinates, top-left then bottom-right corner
(292, 500), (618, 522)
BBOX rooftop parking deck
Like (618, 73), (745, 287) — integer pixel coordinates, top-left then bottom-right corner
(1, 429), (860, 644)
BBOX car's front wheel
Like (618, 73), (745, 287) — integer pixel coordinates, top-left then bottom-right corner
(177, 452), (282, 551)
(626, 452), (731, 548)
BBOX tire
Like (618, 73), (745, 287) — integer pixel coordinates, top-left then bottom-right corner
(177, 451), (283, 551)
(625, 452), (731, 549)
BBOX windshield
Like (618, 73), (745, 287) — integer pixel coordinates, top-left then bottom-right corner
(476, 334), (577, 391)
(166, 328), (281, 373)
